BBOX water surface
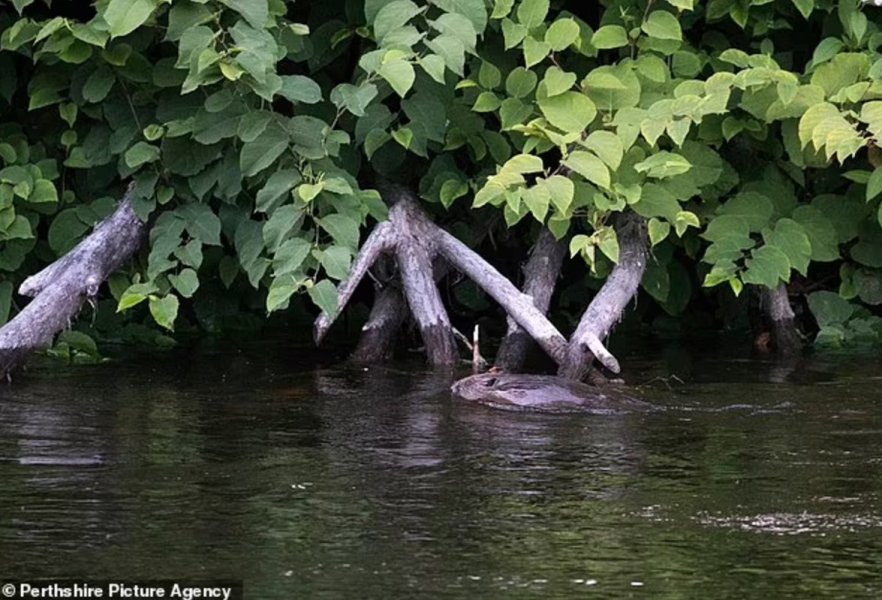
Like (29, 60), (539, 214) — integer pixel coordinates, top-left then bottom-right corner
(0, 340), (880, 598)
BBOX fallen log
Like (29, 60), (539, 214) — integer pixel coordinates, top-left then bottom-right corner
(0, 184), (146, 379)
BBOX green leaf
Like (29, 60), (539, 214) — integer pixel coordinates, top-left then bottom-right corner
(521, 184), (550, 222)
(49, 209), (91, 254)
(419, 55), (447, 83)
(597, 227), (619, 263)
(792, 205), (840, 262)
(542, 67), (576, 97)
(124, 142), (160, 168)
(792, 0), (814, 19)
(564, 151), (610, 189)
(273, 237), (311, 276)
(538, 91), (596, 133)
(256, 170), (301, 213)
(517, 0), (549, 29)
(763, 219), (812, 276)
(545, 18), (580, 51)
(117, 282), (158, 312)
(319, 213), (361, 249)
(868, 167), (882, 202)
(149, 294), (179, 331)
(83, 66), (115, 103)
(539, 175), (574, 214)
(648, 218), (670, 246)
(505, 67), (538, 98)
(29, 179), (58, 203)
(478, 61), (502, 89)
(501, 18), (527, 49)
(218, 255), (239, 288)
(634, 151), (691, 179)
(473, 91), (501, 112)
(169, 268), (200, 298)
(591, 25), (628, 49)
(583, 131), (623, 170)
(492, 0), (514, 19)
(501, 153), (544, 174)
(266, 277), (299, 313)
(177, 202), (222, 246)
(175, 239), (203, 269)
(240, 125), (289, 177)
(440, 179), (469, 207)
(633, 183), (680, 221)
(431, 12), (478, 52)
(11, 0), (34, 15)
(299, 182), (324, 202)
(742, 245), (791, 288)
(523, 37), (551, 67)
(378, 59), (416, 97)
(433, 0), (488, 33)
(59, 103), (78, 128)
(373, 1), (422, 40)
(0, 144), (15, 164)
(104, 0), (159, 38)
(0, 281), (11, 326)
(278, 75), (322, 104)
(426, 34), (465, 75)
(309, 279), (339, 316)
(331, 83), (378, 118)
(641, 11), (682, 41)
(218, 0), (268, 28)
(237, 111), (273, 143)
(391, 127), (414, 149)
(807, 290), (853, 327)
(718, 192), (774, 232)
(319, 245), (353, 280)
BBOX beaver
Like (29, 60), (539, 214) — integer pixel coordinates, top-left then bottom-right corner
(451, 372), (653, 413)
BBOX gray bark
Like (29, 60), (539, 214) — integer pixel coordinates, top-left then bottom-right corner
(0, 186), (146, 378)
(435, 227), (570, 365)
(395, 199), (457, 366)
(761, 283), (803, 356)
(494, 227), (566, 372)
(348, 283), (407, 364)
(314, 221), (396, 345)
(558, 213), (649, 381)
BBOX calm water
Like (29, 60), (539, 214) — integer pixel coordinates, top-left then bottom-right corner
(0, 339), (881, 598)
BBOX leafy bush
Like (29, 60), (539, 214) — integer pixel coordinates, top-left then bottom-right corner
(3, 0), (882, 347)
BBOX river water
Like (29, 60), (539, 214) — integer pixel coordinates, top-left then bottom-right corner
(0, 339), (881, 598)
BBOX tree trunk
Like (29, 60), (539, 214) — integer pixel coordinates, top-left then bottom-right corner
(759, 283), (803, 356)
(494, 227), (565, 372)
(558, 213), (649, 381)
(0, 186), (146, 379)
(349, 274), (407, 364)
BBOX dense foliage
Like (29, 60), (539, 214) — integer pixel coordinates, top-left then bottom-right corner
(3, 0), (882, 351)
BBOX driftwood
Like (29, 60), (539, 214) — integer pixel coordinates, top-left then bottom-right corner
(314, 184), (650, 380)
(0, 185), (145, 378)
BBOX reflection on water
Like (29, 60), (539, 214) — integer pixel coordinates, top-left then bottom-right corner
(0, 339), (881, 598)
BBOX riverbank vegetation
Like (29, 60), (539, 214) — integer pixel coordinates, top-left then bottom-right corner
(1, 0), (882, 380)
